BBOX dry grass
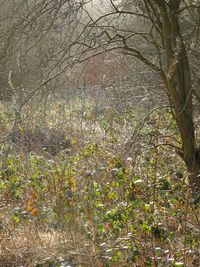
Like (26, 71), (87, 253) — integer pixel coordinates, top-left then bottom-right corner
(0, 100), (200, 266)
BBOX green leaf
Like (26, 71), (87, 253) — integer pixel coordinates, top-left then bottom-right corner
(174, 263), (184, 267)
(13, 215), (20, 223)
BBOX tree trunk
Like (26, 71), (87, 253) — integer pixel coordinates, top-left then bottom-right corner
(159, 1), (200, 192)
(168, 45), (200, 191)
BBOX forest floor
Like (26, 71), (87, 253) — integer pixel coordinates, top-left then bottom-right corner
(0, 100), (200, 266)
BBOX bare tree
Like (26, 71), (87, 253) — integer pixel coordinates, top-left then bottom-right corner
(1, 0), (200, 193)
(78, 0), (200, 193)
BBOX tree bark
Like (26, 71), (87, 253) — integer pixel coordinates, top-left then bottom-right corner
(160, 1), (200, 192)
(168, 44), (200, 191)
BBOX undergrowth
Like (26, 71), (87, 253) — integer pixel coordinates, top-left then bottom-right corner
(0, 100), (199, 267)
